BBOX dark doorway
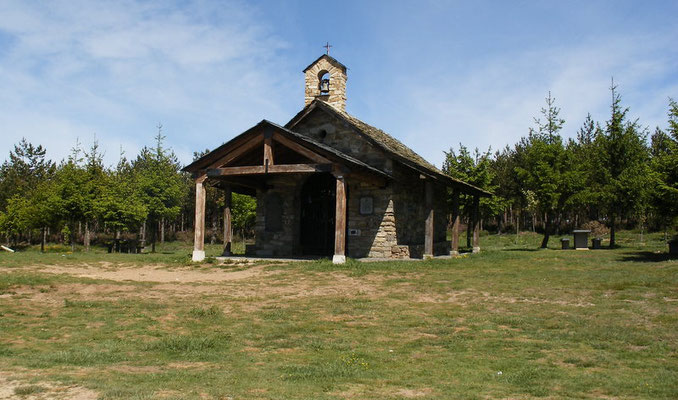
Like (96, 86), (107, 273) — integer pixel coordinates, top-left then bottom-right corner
(300, 173), (336, 256)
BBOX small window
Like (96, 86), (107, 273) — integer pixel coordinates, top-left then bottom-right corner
(319, 129), (328, 140)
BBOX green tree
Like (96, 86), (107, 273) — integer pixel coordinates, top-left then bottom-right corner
(490, 145), (522, 233)
(52, 155), (88, 251)
(514, 92), (582, 248)
(81, 138), (107, 250)
(595, 82), (650, 247)
(0, 196), (31, 246)
(231, 192), (257, 238)
(98, 151), (147, 239)
(443, 144), (499, 247)
(650, 99), (678, 235)
(0, 139), (58, 246)
(134, 125), (185, 252)
(0, 139), (55, 211)
(570, 114), (605, 225)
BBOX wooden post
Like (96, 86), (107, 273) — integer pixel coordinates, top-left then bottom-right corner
(424, 180), (434, 259)
(263, 137), (274, 172)
(222, 186), (232, 256)
(192, 175), (207, 261)
(451, 190), (460, 256)
(160, 217), (165, 244)
(84, 221), (90, 252)
(333, 174), (347, 264)
(472, 195), (480, 253)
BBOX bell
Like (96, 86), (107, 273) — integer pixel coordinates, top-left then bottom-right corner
(320, 78), (330, 93)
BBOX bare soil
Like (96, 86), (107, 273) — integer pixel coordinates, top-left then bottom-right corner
(0, 375), (97, 400)
(33, 263), (277, 283)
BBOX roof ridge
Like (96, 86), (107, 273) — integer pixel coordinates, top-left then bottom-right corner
(302, 54), (348, 73)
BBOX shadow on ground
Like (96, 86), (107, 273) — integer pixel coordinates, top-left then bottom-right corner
(618, 251), (676, 263)
(503, 248), (541, 252)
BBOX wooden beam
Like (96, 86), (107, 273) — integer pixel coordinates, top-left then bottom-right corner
(263, 137), (274, 170)
(222, 186), (232, 256)
(271, 132), (331, 164)
(214, 176), (266, 193)
(207, 163), (332, 177)
(192, 175), (207, 262)
(451, 190), (460, 256)
(333, 175), (347, 264)
(472, 195), (480, 253)
(424, 180), (434, 259)
(208, 134), (263, 169)
(273, 132), (389, 187)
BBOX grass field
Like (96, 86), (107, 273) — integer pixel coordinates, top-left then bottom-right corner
(0, 231), (676, 399)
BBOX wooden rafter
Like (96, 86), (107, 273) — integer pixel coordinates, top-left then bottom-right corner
(271, 133), (331, 164)
(207, 163), (333, 177)
(208, 134), (263, 169)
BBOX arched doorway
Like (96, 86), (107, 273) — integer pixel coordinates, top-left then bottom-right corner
(300, 173), (336, 256)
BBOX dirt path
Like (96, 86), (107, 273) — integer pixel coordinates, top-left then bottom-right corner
(33, 263), (279, 283)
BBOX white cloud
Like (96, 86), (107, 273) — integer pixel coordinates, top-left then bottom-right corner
(0, 0), (294, 167)
(387, 30), (678, 168)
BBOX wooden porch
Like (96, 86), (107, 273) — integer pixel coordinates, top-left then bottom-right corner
(184, 121), (391, 264)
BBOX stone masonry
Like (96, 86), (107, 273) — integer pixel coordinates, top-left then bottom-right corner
(304, 56), (347, 112)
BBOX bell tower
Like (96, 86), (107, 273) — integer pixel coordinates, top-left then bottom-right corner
(303, 54), (347, 112)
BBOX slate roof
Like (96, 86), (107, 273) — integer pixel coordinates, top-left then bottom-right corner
(286, 100), (491, 196)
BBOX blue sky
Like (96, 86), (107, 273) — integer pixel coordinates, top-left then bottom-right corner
(1, 0), (677, 168)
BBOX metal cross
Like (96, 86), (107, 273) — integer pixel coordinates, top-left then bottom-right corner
(323, 42), (332, 55)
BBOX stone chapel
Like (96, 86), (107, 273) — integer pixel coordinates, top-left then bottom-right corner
(184, 54), (490, 263)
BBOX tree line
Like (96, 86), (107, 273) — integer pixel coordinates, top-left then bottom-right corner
(0, 126), (256, 251)
(443, 82), (678, 248)
(1, 83), (676, 252)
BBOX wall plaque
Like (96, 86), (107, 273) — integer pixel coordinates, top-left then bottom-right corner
(359, 196), (373, 215)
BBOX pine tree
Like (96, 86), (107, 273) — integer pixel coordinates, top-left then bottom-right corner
(595, 80), (650, 247)
(134, 124), (185, 252)
(650, 99), (678, 235)
(0, 139), (55, 210)
(514, 92), (582, 248)
(99, 150), (147, 242)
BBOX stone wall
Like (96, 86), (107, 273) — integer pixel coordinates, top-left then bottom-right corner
(345, 180), (394, 258)
(250, 171), (449, 259)
(292, 108), (393, 175)
(252, 175), (303, 257)
(249, 156), (449, 259)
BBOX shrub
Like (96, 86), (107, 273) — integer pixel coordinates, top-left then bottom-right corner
(581, 221), (610, 238)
